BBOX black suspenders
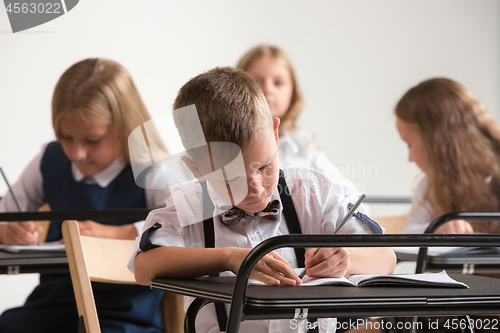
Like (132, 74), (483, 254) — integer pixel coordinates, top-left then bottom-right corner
(200, 180), (229, 332)
(201, 170), (307, 332)
(278, 169), (306, 268)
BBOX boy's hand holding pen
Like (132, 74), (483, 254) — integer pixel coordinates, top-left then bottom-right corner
(241, 194), (367, 284)
(299, 194), (366, 279)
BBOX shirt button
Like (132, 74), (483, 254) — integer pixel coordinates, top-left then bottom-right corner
(270, 322), (279, 330)
(251, 236), (261, 242)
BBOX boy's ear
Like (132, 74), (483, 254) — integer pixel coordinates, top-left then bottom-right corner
(181, 155), (206, 181)
(273, 117), (280, 147)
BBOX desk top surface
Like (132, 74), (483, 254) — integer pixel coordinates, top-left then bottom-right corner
(0, 250), (68, 274)
(152, 274), (500, 317)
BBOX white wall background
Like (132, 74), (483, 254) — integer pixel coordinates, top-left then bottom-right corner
(0, 0), (499, 314)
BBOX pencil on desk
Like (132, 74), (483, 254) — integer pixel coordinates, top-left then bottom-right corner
(0, 167), (25, 212)
(298, 194), (366, 279)
(0, 167), (40, 242)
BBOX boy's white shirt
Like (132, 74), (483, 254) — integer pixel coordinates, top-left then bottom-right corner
(129, 167), (381, 333)
(0, 143), (170, 234)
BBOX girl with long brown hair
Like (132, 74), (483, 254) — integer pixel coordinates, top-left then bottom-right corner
(396, 77), (500, 234)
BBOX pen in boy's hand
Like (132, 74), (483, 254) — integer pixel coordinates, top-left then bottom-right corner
(298, 194), (366, 279)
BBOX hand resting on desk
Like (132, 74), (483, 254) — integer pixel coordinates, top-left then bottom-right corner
(229, 247), (302, 286)
(134, 246), (303, 286)
(434, 219), (473, 234)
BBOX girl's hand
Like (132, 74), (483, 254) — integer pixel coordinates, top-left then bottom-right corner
(77, 220), (138, 240)
(304, 247), (350, 278)
(0, 221), (43, 245)
(227, 248), (301, 286)
(435, 220), (473, 234)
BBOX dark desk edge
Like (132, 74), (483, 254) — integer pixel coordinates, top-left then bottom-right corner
(0, 208), (152, 221)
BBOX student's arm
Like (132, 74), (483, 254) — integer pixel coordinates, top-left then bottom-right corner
(76, 220), (138, 240)
(434, 220), (473, 234)
(0, 149), (46, 213)
(134, 245), (302, 286)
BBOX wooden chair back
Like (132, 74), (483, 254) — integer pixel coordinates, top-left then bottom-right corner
(62, 220), (184, 333)
(33, 203), (51, 243)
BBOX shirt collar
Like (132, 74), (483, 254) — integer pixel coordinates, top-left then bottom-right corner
(72, 158), (127, 188)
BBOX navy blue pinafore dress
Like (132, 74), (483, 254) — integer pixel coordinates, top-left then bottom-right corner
(0, 142), (164, 333)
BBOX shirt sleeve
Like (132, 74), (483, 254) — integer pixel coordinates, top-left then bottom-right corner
(401, 176), (434, 234)
(136, 188), (170, 234)
(128, 181), (203, 273)
(0, 145), (46, 223)
(285, 168), (379, 237)
(138, 161), (174, 234)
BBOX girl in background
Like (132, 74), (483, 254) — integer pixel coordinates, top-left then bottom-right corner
(396, 77), (500, 234)
(237, 45), (365, 333)
(236, 45), (359, 196)
(0, 58), (168, 332)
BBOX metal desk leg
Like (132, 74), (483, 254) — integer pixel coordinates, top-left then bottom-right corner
(185, 298), (212, 333)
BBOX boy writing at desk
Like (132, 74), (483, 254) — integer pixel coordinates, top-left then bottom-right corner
(129, 67), (396, 333)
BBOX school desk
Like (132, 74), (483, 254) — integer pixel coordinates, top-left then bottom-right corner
(150, 234), (500, 333)
(0, 250), (68, 274)
(414, 212), (500, 274)
(396, 247), (500, 275)
(0, 209), (152, 275)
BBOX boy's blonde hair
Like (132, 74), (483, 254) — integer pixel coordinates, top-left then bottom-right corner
(395, 78), (500, 233)
(173, 67), (271, 167)
(236, 45), (302, 131)
(52, 58), (165, 163)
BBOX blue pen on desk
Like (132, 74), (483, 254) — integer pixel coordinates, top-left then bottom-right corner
(298, 194), (366, 279)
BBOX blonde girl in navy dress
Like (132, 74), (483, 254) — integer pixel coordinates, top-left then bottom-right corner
(0, 58), (169, 333)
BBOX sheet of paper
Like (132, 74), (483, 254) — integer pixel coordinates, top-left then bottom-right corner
(248, 269), (467, 288)
(0, 241), (65, 253)
(347, 270), (468, 288)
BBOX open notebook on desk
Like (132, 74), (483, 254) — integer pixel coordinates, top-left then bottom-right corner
(0, 241), (65, 253)
(250, 269), (468, 288)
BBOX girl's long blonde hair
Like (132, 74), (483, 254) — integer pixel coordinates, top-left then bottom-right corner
(396, 78), (500, 233)
(52, 58), (166, 163)
(236, 45), (303, 131)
